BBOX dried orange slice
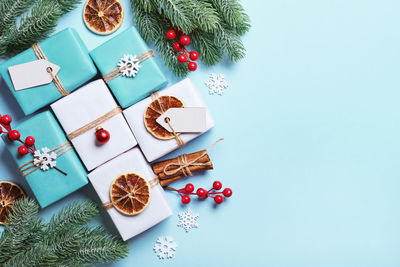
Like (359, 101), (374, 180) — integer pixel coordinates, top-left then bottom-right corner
(144, 96), (185, 139)
(0, 181), (26, 225)
(83, 0), (124, 35)
(110, 173), (151, 215)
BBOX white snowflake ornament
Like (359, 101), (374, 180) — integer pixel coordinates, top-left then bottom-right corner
(153, 236), (177, 259)
(33, 147), (57, 171)
(205, 73), (229, 95)
(177, 208), (199, 232)
(117, 54), (141, 77)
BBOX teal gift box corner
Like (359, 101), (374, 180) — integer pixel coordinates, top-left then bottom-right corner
(90, 26), (168, 108)
(1, 111), (88, 208)
(0, 28), (97, 115)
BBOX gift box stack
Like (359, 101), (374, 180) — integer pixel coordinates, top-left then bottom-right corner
(0, 26), (215, 241)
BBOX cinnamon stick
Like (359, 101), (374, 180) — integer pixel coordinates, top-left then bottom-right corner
(152, 150), (214, 187)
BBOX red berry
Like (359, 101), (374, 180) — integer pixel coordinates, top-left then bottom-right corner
(166, 30), (176, 40)
(0, 126), (2, 134)
(25, 136), (35, 146)
(196, 188), (207, 198)
(188, 62), (197, 71)
(177, 54), (188, 63)
(95, 127), (110, 144)
(189, 51), (199, 61)
(180, 35), (190, 46)
(214, 195), (224, 204)
(185, 183), (194, 193)
(173, 41), (182, 52)
(223, 188), (232, 197)
(1, 115), (12, 125)
(213, 181), (222, 190)
(18, 145), (28, 155)
(9, 130), (20, 140)
(181, 195), (191, 204)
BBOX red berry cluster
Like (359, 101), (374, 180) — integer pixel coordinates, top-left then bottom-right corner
(0, 114), (36, 155)
(167, 181), (232, 205)
(166, 29), (199, 72)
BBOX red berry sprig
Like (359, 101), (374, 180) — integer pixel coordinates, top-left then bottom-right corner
(0, 114), (36, 156)
(166, 29), (198, 72)
(165, 181), (232, 205)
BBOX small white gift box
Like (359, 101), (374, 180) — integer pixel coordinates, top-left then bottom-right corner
(123, 78), (215, 162)
(88, 147), (173, 241)
(51, 79), (137, 170)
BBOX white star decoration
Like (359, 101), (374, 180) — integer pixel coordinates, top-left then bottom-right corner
(117, 54), (141, 77)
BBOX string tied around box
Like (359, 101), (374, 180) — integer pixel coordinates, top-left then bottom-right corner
(18, 142), (72, 177)
(32, 42), (69, 97)
(103, 50), (154, 83)
(150, 92), (185, 147)
(67, 106), (122, 141)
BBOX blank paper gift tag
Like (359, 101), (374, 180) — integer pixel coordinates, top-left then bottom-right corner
(8, 59), (60, 91)
(156, 107), (207, 133)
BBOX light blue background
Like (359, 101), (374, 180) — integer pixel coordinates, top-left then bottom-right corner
(1, 0), (400, 266)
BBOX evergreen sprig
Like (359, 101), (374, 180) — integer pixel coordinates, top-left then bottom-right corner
(0, 0), (80, 58)
(0, 198), (128, 267)
(131, 0), (250, 76)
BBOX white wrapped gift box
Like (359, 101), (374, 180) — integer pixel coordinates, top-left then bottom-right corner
(88, 147), (173, 241)
(51, 79), (137, 171)
(123, 78), (215, 162)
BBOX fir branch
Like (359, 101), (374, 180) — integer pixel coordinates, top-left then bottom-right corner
(191, 30), (222, 65)
(212, 22), (245, 62)
(133, 0), (158, 12)
(5, 0), (64, 56)
(0, 198), (44, 264)
(159, 0), (194, 33)
(0, 198), (128, 266)
(0, 0), (32, 35)
(65, 226), (128, 266)
(55, 0), (81, 13)
(131, 0), (163, 42)
(185, 0), (219, 32)
(3, 243), (58, 267)
(208, 0), (245, 28)
(234, 12), (250, 36)
(46, 200), (98, 235)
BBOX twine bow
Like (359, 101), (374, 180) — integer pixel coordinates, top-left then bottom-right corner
(162, 138), (223, 178)
(32, 43), (69, 96)
(18, 142), (72, 177)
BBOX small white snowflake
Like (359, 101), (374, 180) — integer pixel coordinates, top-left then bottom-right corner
(177, 208), (199, 233)
(33, 147), (57, 171)
(117, 54), (141, 77)
(205, 73), (229, 95)
(153, 236), (177, 259)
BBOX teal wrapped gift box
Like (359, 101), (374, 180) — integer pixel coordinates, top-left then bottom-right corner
(2, 111), (88, 208)
(0, 28), (97, 115)
(90, 27), (167, 108)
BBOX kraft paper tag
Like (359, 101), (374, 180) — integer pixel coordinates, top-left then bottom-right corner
(156, 107), (207, 133)
(8, 59), (60, 91)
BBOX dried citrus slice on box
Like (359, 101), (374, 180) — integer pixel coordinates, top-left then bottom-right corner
(144, 95), (185, 139)
(83, 0), (124, 35)
(110, 173), (151, 215)
(0, 181), (26, 225)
